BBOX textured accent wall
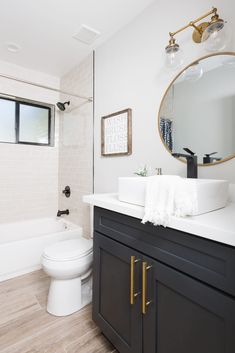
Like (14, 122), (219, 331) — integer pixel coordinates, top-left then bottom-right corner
(59, 54), (93, 237)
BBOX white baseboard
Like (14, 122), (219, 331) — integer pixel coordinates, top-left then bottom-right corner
(0, 265), (42, 282)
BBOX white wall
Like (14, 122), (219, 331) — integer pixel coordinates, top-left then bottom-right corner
(94, 0), (235, 192)
(0, 60), (60, 223)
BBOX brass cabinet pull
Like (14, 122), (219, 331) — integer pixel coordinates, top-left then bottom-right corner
(142, 262), (152, 314)
(130, 256), (140, 305)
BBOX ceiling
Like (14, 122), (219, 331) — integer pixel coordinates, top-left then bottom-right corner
(0, 0), (154, 77)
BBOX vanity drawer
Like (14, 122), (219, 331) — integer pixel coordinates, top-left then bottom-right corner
(94, 206), (235, 297)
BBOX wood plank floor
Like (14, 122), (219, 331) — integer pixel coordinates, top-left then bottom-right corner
(0, 270), (116, 353)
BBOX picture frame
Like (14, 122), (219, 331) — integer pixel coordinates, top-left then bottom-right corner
(101, 108), (132, 156)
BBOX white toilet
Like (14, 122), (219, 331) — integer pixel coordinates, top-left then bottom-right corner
(42, 236), (93, 316)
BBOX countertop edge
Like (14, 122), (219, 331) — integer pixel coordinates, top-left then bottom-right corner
(83, 193), (235, 247)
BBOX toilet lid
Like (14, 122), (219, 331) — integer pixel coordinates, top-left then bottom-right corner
(43, 238), (93, 261)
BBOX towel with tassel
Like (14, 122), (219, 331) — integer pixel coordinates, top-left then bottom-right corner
(142, 175), (197, 227)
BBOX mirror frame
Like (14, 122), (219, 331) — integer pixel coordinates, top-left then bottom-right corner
(158, 51), (235, 167)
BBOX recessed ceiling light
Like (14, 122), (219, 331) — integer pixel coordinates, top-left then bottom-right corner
(6, 43), (21, 53)
(73, 25), (100, 45)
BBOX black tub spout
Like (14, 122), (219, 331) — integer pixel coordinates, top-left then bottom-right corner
(57, 209), (69, 217)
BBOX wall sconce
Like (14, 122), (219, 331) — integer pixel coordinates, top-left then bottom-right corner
(165, 7), (229, 69)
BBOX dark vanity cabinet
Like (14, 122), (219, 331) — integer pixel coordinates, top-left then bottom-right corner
(144, 258), (235, 353)
(93, 232), (142, 353)
(93, 207), (235, 353)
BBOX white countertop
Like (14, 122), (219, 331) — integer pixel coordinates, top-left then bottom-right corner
(83, 193), (235, 247)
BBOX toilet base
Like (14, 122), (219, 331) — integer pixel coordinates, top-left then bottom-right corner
(47, 275), (92, 316)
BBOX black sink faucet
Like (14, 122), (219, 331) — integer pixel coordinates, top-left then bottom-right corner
(57, 209), (69, 217)
(172, 148), (198, 179)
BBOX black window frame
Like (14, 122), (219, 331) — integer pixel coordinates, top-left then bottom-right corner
(0, 96), (54, 147)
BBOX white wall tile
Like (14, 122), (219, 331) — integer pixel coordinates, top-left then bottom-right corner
(0, 63), (60, 223)
(59, 54), (93, 237)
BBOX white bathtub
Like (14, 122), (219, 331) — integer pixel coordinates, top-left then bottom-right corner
(0, 217), (82, 282)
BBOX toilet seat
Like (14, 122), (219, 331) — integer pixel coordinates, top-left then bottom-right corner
(42, 238), (93, 262)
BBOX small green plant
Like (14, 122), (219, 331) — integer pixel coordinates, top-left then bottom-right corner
(134, 165), (148, 177)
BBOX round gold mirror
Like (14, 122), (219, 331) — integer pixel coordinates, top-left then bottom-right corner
(158, 52), (235, 166)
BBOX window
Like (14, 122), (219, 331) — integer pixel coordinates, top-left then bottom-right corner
(0, 97), (54, 146)
(0, 99), (15, 143)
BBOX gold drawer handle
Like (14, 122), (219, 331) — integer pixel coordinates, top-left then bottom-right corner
(142, 262), (152, 314)
(130, 256), (140, 305)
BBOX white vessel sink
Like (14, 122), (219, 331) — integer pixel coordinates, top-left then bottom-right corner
(118, 177), (229, 216)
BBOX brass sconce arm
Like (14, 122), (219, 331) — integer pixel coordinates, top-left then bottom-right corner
(169, 7), (218, 41)
(190, 22), (203, 35)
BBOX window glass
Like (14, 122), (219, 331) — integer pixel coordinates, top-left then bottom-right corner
(0, 99), (16, 143)
(19, 104), (50, 144)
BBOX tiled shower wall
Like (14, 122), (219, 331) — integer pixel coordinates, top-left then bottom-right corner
(0, 143), (59, 223)
(59, 54), (93, 237)
(0, 61), (59, 224)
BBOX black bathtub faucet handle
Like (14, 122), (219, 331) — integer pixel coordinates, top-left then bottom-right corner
(62, 186), (71, 198)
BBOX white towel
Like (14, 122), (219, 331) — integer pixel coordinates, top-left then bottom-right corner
(142, 175), (198, 227)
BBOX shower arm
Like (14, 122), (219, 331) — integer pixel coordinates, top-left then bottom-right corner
(69, 100), (91, 112)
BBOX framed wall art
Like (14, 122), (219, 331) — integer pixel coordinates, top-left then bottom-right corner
(101, 108), (132, 156)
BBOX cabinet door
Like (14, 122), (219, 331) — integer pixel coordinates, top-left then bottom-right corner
(143, 258), (235, 353)
(93, 232), (142, 353)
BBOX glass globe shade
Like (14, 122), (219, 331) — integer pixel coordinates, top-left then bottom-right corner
(164, 46), (184, 70)
(202, 20), (231, 52)
(181, 62), (203, 82)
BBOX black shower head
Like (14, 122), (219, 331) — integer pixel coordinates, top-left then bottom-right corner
(56, 101), (70, 111)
